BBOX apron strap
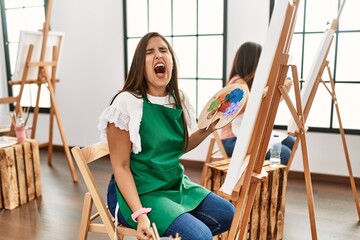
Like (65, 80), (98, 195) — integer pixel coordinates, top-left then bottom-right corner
(114, 203), (120, 240)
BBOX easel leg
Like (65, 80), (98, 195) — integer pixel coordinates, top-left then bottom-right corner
(48, 86), (78, 182)
(227, 188), (247, 239)
(201, 138), (216, 187)
(333, 100), (360, 220)
(47, 46), (58, 166)
(48, 98), (55, 165)
(299, 131), (318, 240)
(227, 176), (261, 240)
(41, 67), (78, 182)
(285, 136), (300, 174)
(238, 180), (259, 240)
(323, 66), (360, 219)
(280, 64), (318, 238)
(51, 95), (77, 182)
(31, 81), (42, 139)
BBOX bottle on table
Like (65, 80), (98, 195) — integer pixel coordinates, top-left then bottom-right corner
(15, 113), (26, 143)
(270, 134), (281, 167)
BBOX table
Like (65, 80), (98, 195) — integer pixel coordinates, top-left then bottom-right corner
(0, 138), (42, 210)
(207, 160), (288, 240)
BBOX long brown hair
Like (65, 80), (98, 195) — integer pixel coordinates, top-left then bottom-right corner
(228, 41), (262, 90)
(111, 32), (189, 149)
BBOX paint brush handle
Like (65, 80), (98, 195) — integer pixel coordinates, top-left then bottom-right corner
(206, 109), (218, 130)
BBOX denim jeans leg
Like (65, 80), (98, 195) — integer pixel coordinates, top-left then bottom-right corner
(162, 192), (234, 240)
(190, 192), (235, 235)
(280, 145), (292, 165)
(162, 213), (213, 240)
(282, 136), (295, 150)
(221, 137), (237, 157)
(107, 175), (131, 228)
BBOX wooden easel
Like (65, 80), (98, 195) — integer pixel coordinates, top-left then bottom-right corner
(225, 63), (319, 240)
(200, 131), (229, 188)
(285, 0), (360, 220)
(7, 0), (78, 182)
(276, 64), (318, 239)
(215, 1), (319, 239)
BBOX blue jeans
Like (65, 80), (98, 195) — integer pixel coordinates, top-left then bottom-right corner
(107, 176), (235, 240)
(222, 135), (295, 165)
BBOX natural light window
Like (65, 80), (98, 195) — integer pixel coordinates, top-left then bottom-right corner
(1, 0), (47, 108)
(124, 0), (225, 117)
(275, 0), (360, 133)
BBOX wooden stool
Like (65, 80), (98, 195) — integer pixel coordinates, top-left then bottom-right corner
(0, 138), (42, 210)
(206, 160), (287, 240)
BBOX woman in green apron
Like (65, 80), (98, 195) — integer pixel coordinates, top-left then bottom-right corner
(98, 32), (235, 240)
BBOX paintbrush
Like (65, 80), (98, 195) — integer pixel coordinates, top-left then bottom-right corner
(9, 113), (17, 128)
(206, 108), (219, 131)
(23, 107), (31, 126)
(151, 222), (161, 240)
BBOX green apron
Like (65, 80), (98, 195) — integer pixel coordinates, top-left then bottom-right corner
(115, 97), (210, 235)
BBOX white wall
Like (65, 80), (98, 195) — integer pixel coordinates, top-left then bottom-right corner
(47, 0), (125, 146)
(0, 0), (359, 178)
(225, 0), (269, 75)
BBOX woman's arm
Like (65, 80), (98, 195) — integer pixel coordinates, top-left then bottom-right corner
(186, 121), (217, 152)
(107, 123), (152, 240)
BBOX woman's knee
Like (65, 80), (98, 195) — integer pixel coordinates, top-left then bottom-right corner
(163, 213), (213, 240)
(280, 145), (292, 165)
(191, 193), (235, 235)
(282, 136), (295, 149)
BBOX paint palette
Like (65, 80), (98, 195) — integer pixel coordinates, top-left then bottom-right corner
(198, 82), (249, 130)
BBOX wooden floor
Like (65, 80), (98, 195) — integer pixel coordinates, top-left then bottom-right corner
(1, 149), (360, 240)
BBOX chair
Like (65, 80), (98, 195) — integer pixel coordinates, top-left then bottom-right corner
(200, 131), (230, 189)
(71, 142), (137, 240)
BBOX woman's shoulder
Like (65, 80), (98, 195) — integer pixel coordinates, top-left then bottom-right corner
(113, 91), (142, 101)
(227, 75), (247, 85)
(179, 89), (191, 103)
(98, 91), (143, 154)
(178, 90), (193, 109)
(112, 91), (142, 106)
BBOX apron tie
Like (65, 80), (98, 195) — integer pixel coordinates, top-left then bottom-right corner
(114, 203), (120, 240)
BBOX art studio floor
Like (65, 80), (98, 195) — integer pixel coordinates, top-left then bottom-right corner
(0, 149), (360, 240)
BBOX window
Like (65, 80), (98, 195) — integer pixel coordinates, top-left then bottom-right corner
(275, 0), (360, 134)
(0, 0), (48, 110)
(124, 0), (226, 117)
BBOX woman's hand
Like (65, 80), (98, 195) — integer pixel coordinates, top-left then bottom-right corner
(207, 118), (221, 132)
(136, 214), (153, 240)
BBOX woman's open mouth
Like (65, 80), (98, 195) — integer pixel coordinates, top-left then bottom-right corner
(154, 63), (165, 74)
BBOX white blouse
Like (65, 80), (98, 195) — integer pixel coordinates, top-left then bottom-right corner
(97, 91), (198, 154)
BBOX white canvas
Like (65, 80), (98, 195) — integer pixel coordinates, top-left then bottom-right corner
(221, 0), (294, 195)
(12, 30), (64, 81)
(287, 28), (334, 134)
